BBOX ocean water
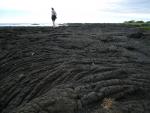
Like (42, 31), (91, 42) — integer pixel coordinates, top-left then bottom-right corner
(0, 23), (67, 27)
(0, 23), (51, 27)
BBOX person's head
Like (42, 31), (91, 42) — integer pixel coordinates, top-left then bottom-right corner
(51, 8), (54, 10)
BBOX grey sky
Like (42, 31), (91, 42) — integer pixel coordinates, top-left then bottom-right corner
(0, 0), (149, 23)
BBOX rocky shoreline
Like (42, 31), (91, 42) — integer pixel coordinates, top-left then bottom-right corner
(0, 24), (150, 113)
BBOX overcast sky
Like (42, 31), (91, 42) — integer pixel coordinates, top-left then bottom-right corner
(0, 0), (150, 23)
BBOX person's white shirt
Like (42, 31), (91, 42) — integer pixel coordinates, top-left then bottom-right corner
(52, 10), (56, 16)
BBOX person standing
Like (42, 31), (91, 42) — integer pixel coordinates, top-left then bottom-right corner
(51, 8), (57, 27)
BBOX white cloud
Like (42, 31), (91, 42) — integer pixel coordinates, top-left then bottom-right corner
(0, 0), (49, 10)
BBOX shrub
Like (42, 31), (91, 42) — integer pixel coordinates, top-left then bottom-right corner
(146, 21), (150, 24)
(136, 21), (144, 23)
(128, 20), (135, 23)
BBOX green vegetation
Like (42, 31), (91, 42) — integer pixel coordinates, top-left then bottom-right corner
(124, 20), (150, 30)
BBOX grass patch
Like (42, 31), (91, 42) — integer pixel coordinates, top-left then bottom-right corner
(139, 26), (150, 30)
(124, 20), (150, 30)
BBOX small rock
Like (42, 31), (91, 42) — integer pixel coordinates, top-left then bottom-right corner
(31, 52), (35, 55)
(128, 32), (144, 39)
(19, 73), (25, 78)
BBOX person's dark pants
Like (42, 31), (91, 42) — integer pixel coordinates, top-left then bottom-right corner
(52, 15), (56, 21)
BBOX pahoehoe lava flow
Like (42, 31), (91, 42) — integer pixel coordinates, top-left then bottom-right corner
(0, 24), (150, 113)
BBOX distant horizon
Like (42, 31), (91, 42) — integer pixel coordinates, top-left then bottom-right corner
(0, 0), (149, 24)
(0, 19), (150, 24)
(0, 22), (123, 27)
(0, 20), (149, 25)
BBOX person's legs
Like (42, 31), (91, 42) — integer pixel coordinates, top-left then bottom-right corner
(53, 20), (55, 27)
(52, 15), (56, 27)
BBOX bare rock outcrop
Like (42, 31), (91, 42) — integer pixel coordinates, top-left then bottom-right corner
(0, 24), (150, 113)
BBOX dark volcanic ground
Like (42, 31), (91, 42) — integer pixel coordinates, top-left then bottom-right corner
(0, 24), (150, 113)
